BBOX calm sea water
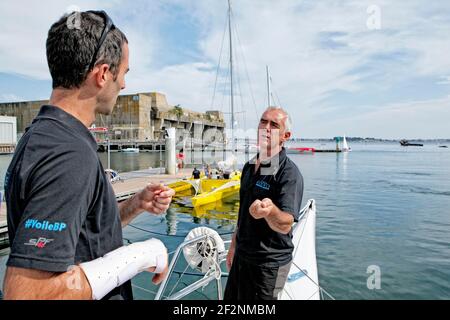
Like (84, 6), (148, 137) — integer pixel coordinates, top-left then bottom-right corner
(1, 141), (449, 299)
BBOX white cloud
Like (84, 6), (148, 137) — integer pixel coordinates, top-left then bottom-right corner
(312, 97), (450, 139)
(437, 76), (450, 85)
(0, 0), (123, 79)
(0, 94), (25, 103)
(124, 62), (216, 109)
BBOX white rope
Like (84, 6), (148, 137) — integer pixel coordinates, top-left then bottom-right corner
(291, 261), (335, 300)
(167, 262), (191, 298)
(131, 284), (158, 296)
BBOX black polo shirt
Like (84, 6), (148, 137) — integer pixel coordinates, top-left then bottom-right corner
(236, 148), (304, 267)
(4, 105), (132, 300)
(192, 169), (201, 179)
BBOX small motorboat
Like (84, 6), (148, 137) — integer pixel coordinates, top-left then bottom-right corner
(400, 139), (423, 147)
(287, 147), (316, 154)
(121, 147), (140, 153)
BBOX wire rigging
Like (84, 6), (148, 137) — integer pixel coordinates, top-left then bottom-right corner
(127, 223), (234, 237)
(231, 10), (259, 118)
(210, 10), (229, 111)
(209, 3), (259, 135)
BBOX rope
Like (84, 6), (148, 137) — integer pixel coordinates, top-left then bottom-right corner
(131, 284), (158, 296)
(231, 11), (258, 116)
(171, 270), (228, 278)
(168, 262), (191, 298)
(271, 93), (277, 106)
(234, 43), (246, 130)
(305, 289), (322, 300)
(269, 76), (284, 108)
(274, 91), (284, 109)
(127, 223), (234, 238)
(133, 278), (214, 301)
(220, 66), (230, 114)
(291, 260), (335, 300)
(210, 10), (229, 111)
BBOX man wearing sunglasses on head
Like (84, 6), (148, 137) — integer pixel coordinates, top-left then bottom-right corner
(2, 10), (175, 300)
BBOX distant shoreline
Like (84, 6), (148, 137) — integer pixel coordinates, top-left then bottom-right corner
(288, 138), (450, 143)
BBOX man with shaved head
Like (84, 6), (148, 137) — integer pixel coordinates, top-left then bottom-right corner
(224, 106), (304, 300)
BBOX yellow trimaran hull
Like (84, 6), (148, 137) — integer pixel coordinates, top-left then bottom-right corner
(168, 179), (198, 193)
(171, 199), (239, 220)
(167, 172), (241, 207)
(192, 178), (240, 207)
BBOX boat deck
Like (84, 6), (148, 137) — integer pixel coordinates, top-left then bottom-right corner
(113, 168), (192, 201)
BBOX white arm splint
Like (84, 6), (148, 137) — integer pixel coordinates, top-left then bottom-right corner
(79, 238), (167, 300)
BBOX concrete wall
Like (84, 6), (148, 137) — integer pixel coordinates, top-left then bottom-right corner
(0, 101), (44, 134)
(0, 116), (17, 144)
(0, 92), (225, 144)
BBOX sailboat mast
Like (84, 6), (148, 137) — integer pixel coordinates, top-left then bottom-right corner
(266, 65), (271, 107)
(228, 0), (234, 152)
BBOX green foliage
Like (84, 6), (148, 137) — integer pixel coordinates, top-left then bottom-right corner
(170, 104), (183, 118)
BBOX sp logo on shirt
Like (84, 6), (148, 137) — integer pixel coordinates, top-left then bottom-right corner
(24, 237), (54, 248)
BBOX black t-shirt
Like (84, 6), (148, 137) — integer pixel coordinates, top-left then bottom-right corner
(4, 105), (132, 300)
(192, 169), (201, 179)
(236, 148), (304, 267)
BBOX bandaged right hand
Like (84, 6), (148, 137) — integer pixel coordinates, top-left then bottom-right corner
(145, 244), (169, 284)
(79, 238), (169, 299)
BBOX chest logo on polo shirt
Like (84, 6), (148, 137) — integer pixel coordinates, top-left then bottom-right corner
(256, 180), (271, 191)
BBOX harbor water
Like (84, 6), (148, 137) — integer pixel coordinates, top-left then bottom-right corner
(1, 141), (449, 299)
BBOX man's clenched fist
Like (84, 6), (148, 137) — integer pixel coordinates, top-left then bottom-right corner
(249, 198), (274, 219)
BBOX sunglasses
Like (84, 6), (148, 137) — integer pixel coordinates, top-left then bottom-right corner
(86, 10), (115, 71)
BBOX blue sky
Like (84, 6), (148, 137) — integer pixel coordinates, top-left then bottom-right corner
(0, 0), (449, 139)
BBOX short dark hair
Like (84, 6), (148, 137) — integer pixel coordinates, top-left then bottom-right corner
(46, 11), (128, 89)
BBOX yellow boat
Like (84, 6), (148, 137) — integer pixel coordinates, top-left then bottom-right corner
(192, 199), (239, 220)
(167, 178), (201, 194)
(191, 172), (241, 207)
(167, 170), (209, 194)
